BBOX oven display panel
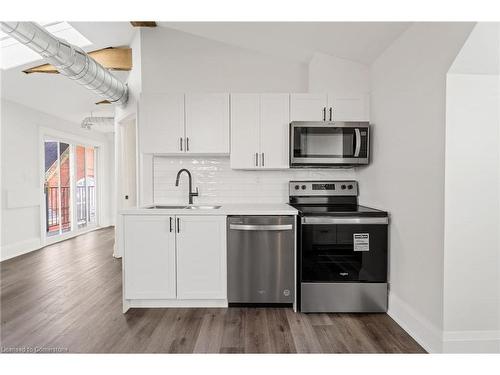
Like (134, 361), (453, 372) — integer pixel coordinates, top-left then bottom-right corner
(312, 184), (335, 191)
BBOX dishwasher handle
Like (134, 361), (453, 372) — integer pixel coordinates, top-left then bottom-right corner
(229, 224), (293, 231)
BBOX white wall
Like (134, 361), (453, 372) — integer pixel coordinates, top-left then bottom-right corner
(0, 99), (114, 261)
(115, 30), (143, 223)
(140, 27), (308, 93)
(308, 52), (370, 94)
(115, 29), (142, 123)
(443, 74), (500, 352)
(357, 22), (475, 352)
(443, 23), (500, 353)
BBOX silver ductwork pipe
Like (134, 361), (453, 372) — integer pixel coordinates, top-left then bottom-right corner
(0, 22), (128, 105)
(81, 116), (115, 130)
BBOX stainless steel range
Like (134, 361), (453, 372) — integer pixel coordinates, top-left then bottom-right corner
(289, 180), (389, 313)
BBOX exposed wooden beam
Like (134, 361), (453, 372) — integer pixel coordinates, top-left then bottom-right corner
(130, 21), (157, 27)
(95, 100), (111, 105)
(23, 47), (132, 74)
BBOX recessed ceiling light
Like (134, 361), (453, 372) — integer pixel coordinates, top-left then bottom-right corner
(0, 22), (92, 70)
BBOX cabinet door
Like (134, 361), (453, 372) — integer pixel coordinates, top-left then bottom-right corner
(290, 93), (328, 121)
(328, 93), (370, 121)
(230, 94), (261, 169)
(139, 93), (185, 154)
(176, 216), (227, 300)
(123, 215), (176, 299)
(185, 93), (230, 153)
(260, 94), (290, 169)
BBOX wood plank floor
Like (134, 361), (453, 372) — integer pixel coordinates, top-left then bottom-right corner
(0, 228), (425, 354)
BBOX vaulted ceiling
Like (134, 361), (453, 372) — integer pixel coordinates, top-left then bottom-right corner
(1, 22), (411, 128)
(160, 22), (412, 64)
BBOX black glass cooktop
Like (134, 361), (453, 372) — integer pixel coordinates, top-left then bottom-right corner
(291, 204), (388, 217)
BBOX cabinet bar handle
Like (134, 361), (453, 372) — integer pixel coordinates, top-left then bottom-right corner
(255, 152), (258, 167)
(186, 137), (190, 151)
(177, 217), (180, 233)
(323, 107), (326, 121)
(329, 107), (333, 121)
(169, 217), (173, 232)
(180, 137), (183, 151)
(261, 152), (265, 167)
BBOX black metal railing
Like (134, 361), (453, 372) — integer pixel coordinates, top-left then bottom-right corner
(76, 185), (96, 226)
(46, 185), (96, 232)
(46, 186), (70, 232)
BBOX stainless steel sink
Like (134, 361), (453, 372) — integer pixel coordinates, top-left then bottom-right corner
(184, 205), (222, 210)
(148, 205), (187, 209)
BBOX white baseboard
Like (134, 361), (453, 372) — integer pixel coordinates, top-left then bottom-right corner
(0, 237), (42, 262)
(443, 330), (500, 353)
(388, 292), (443, 353)
(127, 299), (228, 310)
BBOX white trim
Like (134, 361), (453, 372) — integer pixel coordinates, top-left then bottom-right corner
(115, 113), (139, 258)
(0, 237), (42, 262)
(387, 292), (443, 353)
(126, 299), (228, 309)
(442, 330), (500, 353)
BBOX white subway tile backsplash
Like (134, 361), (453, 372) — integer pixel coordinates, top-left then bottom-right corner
(153, 156), (355, 204)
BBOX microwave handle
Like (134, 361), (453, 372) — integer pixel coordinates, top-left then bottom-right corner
(354, 128), (361, 157)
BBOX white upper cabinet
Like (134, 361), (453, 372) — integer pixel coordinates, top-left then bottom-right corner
(123, 215), (177, 299)
(185, 93), (230, 154)
(230, 93), (290, 169)
(290, 94), (328, 121)
(139, 93), (230, 155)
(230, 94), (260, 169)
(290, 93), (370, 122)
(175, 215), (227, 300)
(260, 94), (290, 169)
(328, 93), (370, 122)
(139, 93), (185, 154)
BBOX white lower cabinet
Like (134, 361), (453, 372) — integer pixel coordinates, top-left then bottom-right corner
(176, 216), (227, 299)
(123, 214), (227, 306)
(123, 215), (177, 299)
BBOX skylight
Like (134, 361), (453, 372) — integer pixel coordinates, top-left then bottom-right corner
(0, 22), (92, 70)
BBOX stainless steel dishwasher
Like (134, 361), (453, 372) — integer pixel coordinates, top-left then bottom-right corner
(227, 216), (295, 304)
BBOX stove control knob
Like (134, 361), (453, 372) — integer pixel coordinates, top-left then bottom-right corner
(301, 185), (307, 190)
(348, 184), (353, 190)
(341, 184), (346, 190)
(294, 185), (300, 190)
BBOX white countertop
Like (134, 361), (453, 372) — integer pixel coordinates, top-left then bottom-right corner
(119, 203), (298, 216)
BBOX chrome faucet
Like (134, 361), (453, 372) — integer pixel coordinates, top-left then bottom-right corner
(175, 169), (199, 205)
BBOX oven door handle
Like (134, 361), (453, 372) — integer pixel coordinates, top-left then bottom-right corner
(302, 217), (388, 225)
(354, 128), (361, 157)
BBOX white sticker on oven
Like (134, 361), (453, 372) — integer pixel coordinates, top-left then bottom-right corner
(353, 233), (370, 252)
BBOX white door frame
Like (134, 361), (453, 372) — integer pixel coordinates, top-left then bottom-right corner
(114, 112), (139, 258)
(39, 127), (106, 247)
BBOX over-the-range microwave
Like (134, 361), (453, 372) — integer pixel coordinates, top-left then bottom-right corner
(290, 121), (370, 168)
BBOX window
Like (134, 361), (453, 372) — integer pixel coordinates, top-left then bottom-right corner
(76, 145), (96, 229)
(1, 22), (92, 70)
(44, 140), (98, 238)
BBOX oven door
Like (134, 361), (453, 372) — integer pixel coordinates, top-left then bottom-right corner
(300, 217), (388, 283)
(290, 122), (369, 166)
